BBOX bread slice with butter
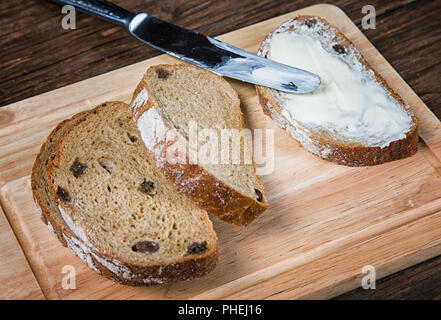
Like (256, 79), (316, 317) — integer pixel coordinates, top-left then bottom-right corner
(256, 16), (418, 166)
(37, 101), (218, 285)
(130, 64), (268, 226)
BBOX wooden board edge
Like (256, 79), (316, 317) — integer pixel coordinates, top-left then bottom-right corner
(228, 206), (441, 299)
(0, 204), (45, 299)
(191, 197), (441, 299)
(419, 139), (441, 176)
(309, 235), (441, 299)
(0, 180), (55, 299)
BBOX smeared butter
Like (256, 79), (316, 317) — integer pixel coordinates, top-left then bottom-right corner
(268, 32), (413, 148)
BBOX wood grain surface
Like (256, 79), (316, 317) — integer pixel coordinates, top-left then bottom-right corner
(0, 206), (44, 299)
(1, 0), (440, 299)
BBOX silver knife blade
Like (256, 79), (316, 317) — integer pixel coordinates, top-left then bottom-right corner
(128, 13), (321, 93)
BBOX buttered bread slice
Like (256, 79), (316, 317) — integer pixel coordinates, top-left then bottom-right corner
(256, 16), (418, 166)
(42, 101), (217, 285)
(131, 64), (268, 226)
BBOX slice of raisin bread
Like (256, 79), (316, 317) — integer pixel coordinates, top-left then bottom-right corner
(256, 16), (418, 166)
(32, 110), (121, 280)
(32, 111), (89, 246)
(130, 64), (268, 226)
(39, 101), (217, 285)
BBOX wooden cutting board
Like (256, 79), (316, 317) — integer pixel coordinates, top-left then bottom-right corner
(1, 4), (441, 299)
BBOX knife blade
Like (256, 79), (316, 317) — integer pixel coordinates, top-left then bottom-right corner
(52, 0), (321, 93)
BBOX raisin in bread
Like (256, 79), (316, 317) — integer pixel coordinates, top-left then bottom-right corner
(131, 64), (268, 226)
(36, 101), (217, 285)
(256, 16), (418, 166)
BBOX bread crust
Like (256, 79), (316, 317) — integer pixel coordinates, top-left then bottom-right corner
(131, 64), (268, 226)
(33, 102), (218, 285)
(255, 16), (418, 167)
(31, 111), (90, 246)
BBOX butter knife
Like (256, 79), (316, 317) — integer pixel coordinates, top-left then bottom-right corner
(52, 0), (321, 93)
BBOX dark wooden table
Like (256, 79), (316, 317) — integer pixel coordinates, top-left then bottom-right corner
(1, 0), (440, 299)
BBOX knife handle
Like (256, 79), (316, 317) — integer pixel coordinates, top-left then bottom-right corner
(51, 0), (135, 26)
